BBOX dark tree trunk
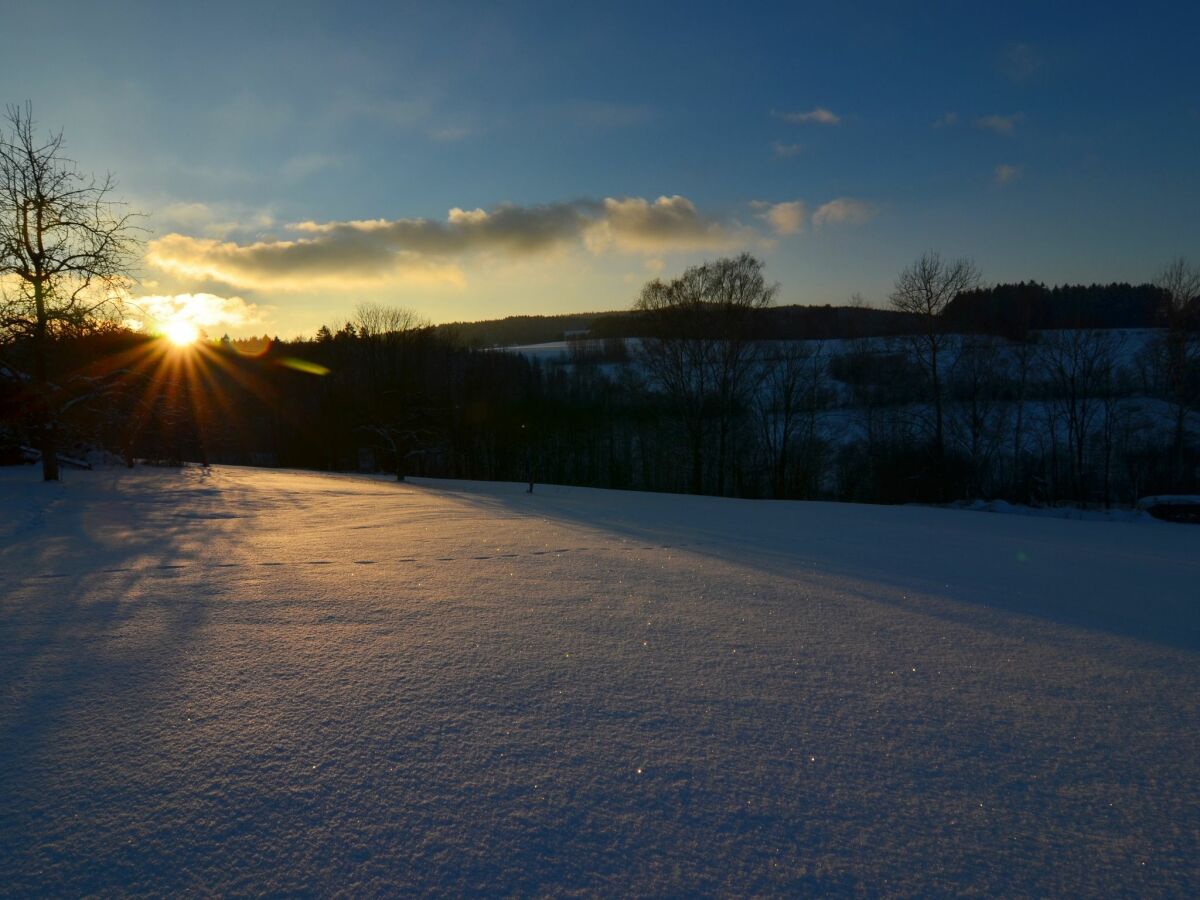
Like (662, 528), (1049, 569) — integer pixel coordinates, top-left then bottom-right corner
(34, 282), (59, 482)
(930, 340), (944, 462)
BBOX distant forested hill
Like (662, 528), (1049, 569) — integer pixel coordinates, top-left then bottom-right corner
(432, 284), (1169, 348)
(433, 313), (621, 348)
(434, 305), (922, 347)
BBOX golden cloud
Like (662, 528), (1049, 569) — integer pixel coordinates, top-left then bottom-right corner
(146, 234), (467, 291)
(755, 200), (807, 236)
(146, 195), (757, 291)
(585, 196), (751, 253)
(811, 198), (878, 229)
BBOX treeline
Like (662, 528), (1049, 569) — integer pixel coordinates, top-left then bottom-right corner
(431, 283), (1173, 349)
(0, 325), (539, 480)
(2, 260), (1196, 509)
(944, 282), (1168, 337)
(3, 317), (1194, 508)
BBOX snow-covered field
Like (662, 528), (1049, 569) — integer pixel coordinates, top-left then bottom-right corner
(2, 466), (1198, 895)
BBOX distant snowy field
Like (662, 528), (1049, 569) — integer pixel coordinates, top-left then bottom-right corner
(2, 466), (1198, 895)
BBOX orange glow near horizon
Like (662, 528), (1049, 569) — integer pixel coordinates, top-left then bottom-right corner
(74, 329), (328, 465)
(92, 329), (270, 458)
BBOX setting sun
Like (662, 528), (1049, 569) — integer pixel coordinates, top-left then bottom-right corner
(163, 319), (199, 346)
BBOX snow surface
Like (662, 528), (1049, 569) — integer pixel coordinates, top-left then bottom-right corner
(2, 465), (1198, 895)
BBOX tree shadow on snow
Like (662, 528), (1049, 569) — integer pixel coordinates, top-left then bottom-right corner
(0, 467), (239, 767)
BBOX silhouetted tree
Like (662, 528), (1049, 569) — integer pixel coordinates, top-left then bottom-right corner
(889, 251), (981, 462)
(0, 103), (141, 480)
(947, 334), (1008, 496)
(1153, 258), (1200, 483)
(1039, 328), (1122, 502)
(635, 253), (775, 493)
(756, 340), (826, 497)
(1006, 334), (1038, 497)
(353, 302), (427, 339)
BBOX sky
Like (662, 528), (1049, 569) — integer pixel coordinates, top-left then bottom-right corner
(2, 0), (1197, 338)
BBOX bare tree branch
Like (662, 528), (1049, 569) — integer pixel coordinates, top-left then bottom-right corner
(0, 102), (144, 479)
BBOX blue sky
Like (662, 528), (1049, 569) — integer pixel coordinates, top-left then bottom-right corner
(3, 0), (1197, 336)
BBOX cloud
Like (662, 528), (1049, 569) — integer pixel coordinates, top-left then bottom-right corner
(127, 292), (265, 333)
(976, 112), (1025, 136)
(585, 196), (749, 253)
(771, 141), (803, 158)
(1000, 43), (1043, 83)
(811, 198), (877, 229)
(994, 163), (1022, 185)
(754, 200), (806, 236)
(773, 107), (841, 125)
(147, 195), (756, 291)
(146, 232), (468, 291)
(291, 201), (593, 256)
(933, 112), (959, 128)
(157, 201), (223, 232)
(154, 201), (275, 240)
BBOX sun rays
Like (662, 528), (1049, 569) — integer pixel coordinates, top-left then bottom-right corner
(84, 330), (276, 466)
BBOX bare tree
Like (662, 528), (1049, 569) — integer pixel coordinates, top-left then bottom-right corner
(1039, 328), (1121, 503)
(346, 304), (436, 479)
(0, 103), (141, 480)
(889, 251), (981, 460)
(1096, 349), (1132, 509)
(1152, 258), (1200, 483)
(947, 333), (1008, 497)
(1006, 334), (1037, 498)
(755, 340), (826, 497)
(353, 302), (427, 339)
(707, 255), (777, 493)
(635, 253), (775, 494)
(636, 269), (716, 492)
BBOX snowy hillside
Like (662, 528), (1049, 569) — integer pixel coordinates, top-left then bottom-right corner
(1, 466), (1198, 895)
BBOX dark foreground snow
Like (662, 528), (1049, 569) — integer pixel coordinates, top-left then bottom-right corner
(1, 466), (1198, 896)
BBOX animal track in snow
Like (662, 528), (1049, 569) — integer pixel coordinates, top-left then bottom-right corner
(14, 540), (712, 582)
